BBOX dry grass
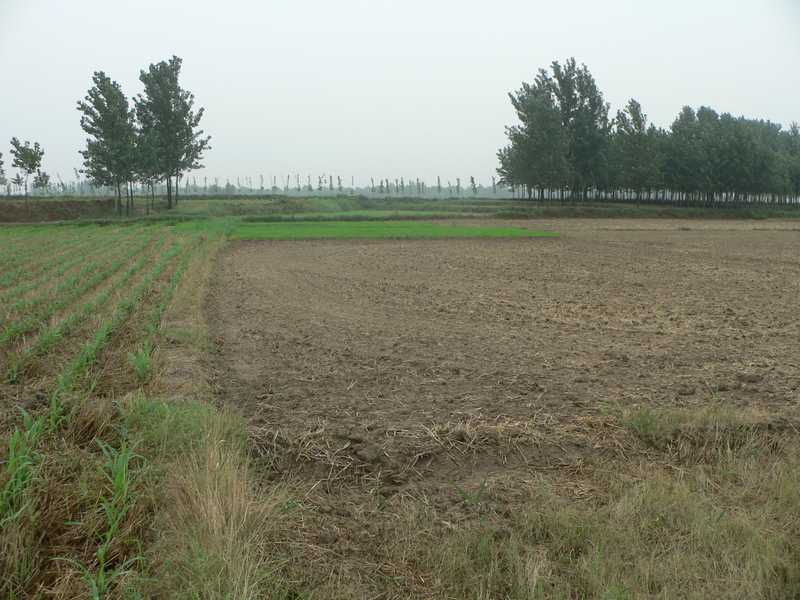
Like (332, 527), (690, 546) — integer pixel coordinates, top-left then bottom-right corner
(125, 398), (295, 599)
(242, 400), (800, 599)
(441, 405), (798, 599)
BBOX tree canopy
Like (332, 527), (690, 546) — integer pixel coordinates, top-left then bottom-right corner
(498, 85), (570, 200)
(10, 138), (45, 196)
(499, 59), (800, 205)
(135, 56), (210, 208)
(77, 71), (137, 215)
(77, 56), (210, 212)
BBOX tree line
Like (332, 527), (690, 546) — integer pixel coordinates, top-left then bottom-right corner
(77, 55), (210, 215)
(498, 58), (800, 206)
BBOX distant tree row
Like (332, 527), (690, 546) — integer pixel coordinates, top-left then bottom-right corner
(498, 58), (800, 206)
(77, 56), (210, 215)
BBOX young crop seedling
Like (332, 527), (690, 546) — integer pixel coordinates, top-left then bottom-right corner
(128, 340), (153, 381)
(0, 411), (44, 527)
(448, 474), (495, 524)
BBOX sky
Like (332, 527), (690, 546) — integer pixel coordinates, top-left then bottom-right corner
(1, 0), (799, 188)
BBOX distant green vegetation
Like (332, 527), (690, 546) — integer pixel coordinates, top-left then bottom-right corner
(499, 58), (800, 206)
(2, 193), (800, 226)
(230, 220), (558, 240)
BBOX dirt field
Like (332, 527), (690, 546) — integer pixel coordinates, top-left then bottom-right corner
(207, 219), (800, 592)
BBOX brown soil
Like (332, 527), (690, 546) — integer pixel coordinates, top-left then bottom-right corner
(207, 218), (800, 588)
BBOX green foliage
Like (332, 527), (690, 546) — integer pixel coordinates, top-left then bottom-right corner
(499, 59), (800, 204)
(0, 410), (43, 527)
(128, 340), (153, 381)
(135, 55), (210, 208)
(229, 221), (559, 240)
(450, 475), (495, 525)
(31, 169), (50, 191)
(543, 58), (611, 196)
(9, 137), (44, 196)
(610, 99), (662, 200)
(77, 71), (138, 216)
(498, 87), (570, 197)
(56, 438), (145, 599)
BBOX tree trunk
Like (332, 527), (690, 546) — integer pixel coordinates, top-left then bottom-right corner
(166, 177), (173, 209)
(175, 175), (180, 206)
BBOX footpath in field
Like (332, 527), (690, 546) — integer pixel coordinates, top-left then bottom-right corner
(208, 218), (800, 593)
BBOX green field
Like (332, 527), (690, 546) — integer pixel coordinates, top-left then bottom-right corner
(229, 220), (559, 240)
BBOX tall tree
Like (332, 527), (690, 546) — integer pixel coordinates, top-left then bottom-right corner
(610, 99), (661, 203)
(9, 138), (44, 196)
(662, 106), (703, 203)
(135, 128), (162, 215)
(0, 152), (5, 191)
(782, 123), (800, 198)
(77, 71), (137, 216)
(537, 58), (610, 201)
(498, 86), (570, 200)
(135, 56), (210, 209)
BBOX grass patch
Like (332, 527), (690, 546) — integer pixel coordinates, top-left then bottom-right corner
(230, 220), (558, 240)
(370, 403), (800, 599)
(120, 396), (299, 599)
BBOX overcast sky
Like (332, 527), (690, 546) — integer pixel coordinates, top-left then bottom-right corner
(1, 0), (799, 187)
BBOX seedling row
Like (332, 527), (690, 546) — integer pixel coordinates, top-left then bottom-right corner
(0, 222), (216, 597)
(0, 225), (206, 402)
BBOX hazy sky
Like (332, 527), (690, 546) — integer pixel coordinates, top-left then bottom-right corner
(1, 0), (799, 187)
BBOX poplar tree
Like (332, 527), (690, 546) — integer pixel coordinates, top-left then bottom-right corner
(498, 85), (570, 199)
(135, 56), (210, 208)
(9, 138), (44, 197)
(784, 123), (800, 197)
(77, 71), (137, 216)
(610, 99), (661, 203)
(540, 58), (610, 201)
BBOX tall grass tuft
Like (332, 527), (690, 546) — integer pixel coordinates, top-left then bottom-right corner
(125, 397), (297, 599)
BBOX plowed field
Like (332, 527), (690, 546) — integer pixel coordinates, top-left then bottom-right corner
(208, 219), (800, 593)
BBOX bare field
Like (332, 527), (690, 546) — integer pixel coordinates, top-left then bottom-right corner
(208, 219), (800, 596)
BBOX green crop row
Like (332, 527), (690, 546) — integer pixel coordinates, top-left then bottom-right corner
(0, 227), (105, 280)
(5, 231), (171, 383)
(3, 231), (137, 315)
(126, 233), (212, 383)
(0, 230), (163, 345)
(0, 232), (102, 289)
(0, 229), (130, 305)
(52, 233), (202, 400)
